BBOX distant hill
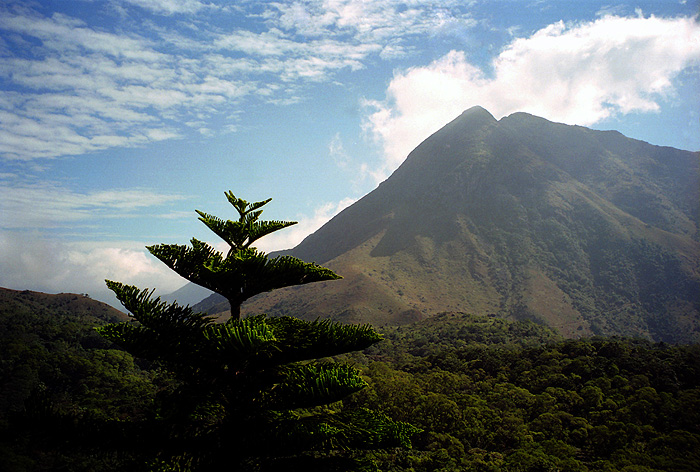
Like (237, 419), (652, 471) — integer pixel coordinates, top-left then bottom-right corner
(161, 282), (213, 307)
(0, 287), (128, 323)
(0, 287), (133, 419)
(0, 287), (156, 470)
(196, 107), (699, 343)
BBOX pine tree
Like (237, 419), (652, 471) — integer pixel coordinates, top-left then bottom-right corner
(98, 192), (418, 471)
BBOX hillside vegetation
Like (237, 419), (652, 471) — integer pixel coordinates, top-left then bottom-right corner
(1, 290), (698, 471)
(0, 289), (157, 471)
(347, 313), (700, 471)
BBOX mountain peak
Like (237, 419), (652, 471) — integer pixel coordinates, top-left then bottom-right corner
(432, 106), (496, 138)
(460, 105), (496, 123)
(388, 106), (497, 183)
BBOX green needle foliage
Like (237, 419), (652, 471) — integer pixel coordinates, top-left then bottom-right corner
(97, 192), (419, 471)
(147, 192), (339, 319)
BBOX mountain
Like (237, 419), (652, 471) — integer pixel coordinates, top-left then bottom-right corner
(196, 107), (700, 343)
(161, 282), (213, 307)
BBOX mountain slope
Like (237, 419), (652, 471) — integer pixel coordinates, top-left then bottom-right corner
(198, 107), (700, 343)
(0, 287), (131, 416)
(0, 287), (128, 323)
(161, 282), (213, 307)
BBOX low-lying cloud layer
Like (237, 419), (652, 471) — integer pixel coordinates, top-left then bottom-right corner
(0, 178), (189, 305)
(0, 232), (187, 306)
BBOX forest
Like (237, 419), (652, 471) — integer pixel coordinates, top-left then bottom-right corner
(2, 303), (698, 471)
(348, 313), (700, 471)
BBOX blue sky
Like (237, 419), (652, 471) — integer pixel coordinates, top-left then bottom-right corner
(1, 0), (699, 307)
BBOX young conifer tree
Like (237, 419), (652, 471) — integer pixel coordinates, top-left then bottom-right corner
(98, 192), (418, 471)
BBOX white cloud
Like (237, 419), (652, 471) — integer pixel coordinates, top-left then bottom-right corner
(0, 12), (164, 61)
(0, 180), (186, 229)
(269, 0), (476, 43)
(0, 232), (187, 307)
(120, 0), (212, 16)
(0, 1), (477, 162)
(3, 2), (440, 161)
(0, 8), (248, 160)
(212, 30), (380, 81)
(0, 175), (190, 305)
(329, 132), (350, 169)
(363, 15), (700, 180)
(255, 198), (357, 253)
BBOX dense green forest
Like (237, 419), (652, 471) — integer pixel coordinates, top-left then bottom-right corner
(2, 300), (698, 471)
(0, 292), (158, 471)
(349, 313), (700, 471)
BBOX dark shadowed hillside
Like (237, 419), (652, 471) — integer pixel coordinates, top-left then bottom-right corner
(0, 287), (128, 323)
(0, 288), (131, 415)
(196, 107), (700, 343)
(0, 288), (157, 471)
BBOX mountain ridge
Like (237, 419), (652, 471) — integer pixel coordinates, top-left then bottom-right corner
(0, 286), (128, 323)
(193, 107), (698, 342)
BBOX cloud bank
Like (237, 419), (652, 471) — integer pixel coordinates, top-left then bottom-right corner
(363, 15), (700, 179)
(0, 232), (187, 307)
(0, 177), (190, 306)
(0, 174), (351, 306)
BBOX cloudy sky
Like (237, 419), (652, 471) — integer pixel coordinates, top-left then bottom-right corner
(1, 0), (699, 307)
